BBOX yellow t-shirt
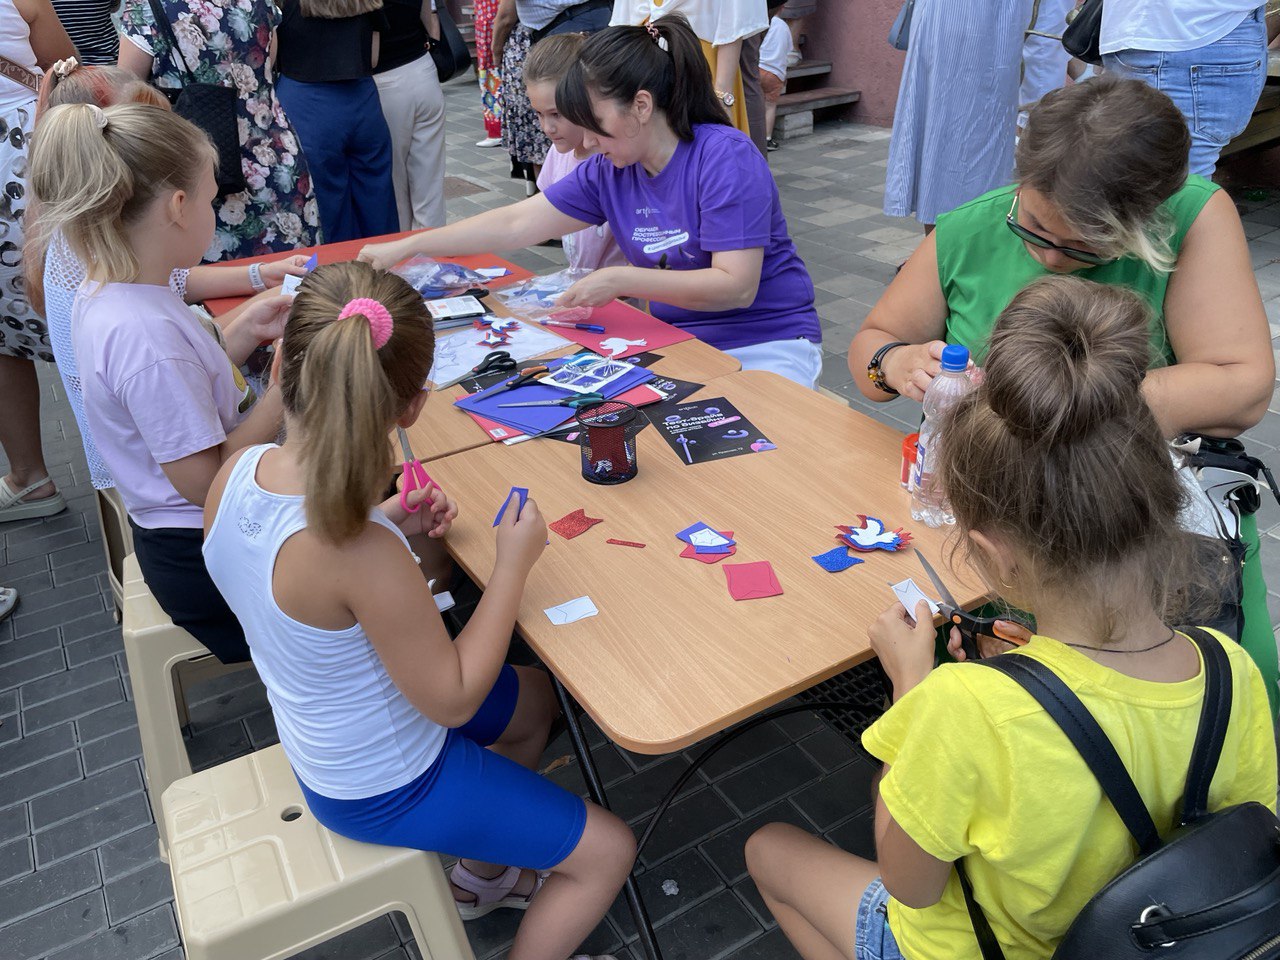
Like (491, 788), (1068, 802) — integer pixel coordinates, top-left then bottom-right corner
(861, 632), (1277, 960)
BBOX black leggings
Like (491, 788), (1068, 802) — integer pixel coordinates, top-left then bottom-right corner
(129, 521), (250, 664)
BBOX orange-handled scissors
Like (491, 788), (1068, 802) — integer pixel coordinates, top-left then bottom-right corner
(397, 427), (439, 514)
(916, 552), (1032, 661)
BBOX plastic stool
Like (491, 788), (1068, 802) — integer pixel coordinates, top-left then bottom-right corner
(121, 554), (252, 859)
(163, 744), (474, 960)
(94, 488), (133, 620)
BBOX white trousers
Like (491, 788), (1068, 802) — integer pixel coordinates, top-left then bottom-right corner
(373, 55), (448, 230)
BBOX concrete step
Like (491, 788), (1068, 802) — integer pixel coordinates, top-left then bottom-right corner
(785, 58), (832, 80)
(776, 86), (861, 116)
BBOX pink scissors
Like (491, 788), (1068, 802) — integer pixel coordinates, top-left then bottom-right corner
(397, 427), (440, 514)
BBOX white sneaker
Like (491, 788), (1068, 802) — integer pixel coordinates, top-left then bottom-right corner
(476, 136), (503, 148)
(786, 49), (802, 67)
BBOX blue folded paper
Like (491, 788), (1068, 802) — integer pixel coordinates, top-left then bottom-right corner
(454, 356), (655, 436)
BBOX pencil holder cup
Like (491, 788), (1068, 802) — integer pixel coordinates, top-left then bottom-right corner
(576, 401), (641, 484)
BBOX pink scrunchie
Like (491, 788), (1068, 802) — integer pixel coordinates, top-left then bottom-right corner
(338, 297), (394, 349)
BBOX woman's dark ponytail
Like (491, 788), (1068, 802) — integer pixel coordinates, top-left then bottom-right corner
(557, 14), (729, 141)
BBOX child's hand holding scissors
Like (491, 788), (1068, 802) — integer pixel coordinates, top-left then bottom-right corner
(869, 600), (938, 701)
(397, 484), (459, 539)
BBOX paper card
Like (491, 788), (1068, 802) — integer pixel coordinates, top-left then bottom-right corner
(676, 523), (734, 548)
(549, 508), (603, 540)
(724, 561), (783, 601)
(544, 596), (598, 625)
(538, 300), (695, 358)
(680, 531), (736, 564)
(428, 296), (488, 320)
(492, 486), (528, 526)
(653, 398), (775, 466)
(892, 578), (941, 622)
(477, 267), (512, 279)
(811, 547), (864, 573)
(281, 273), (304, 297)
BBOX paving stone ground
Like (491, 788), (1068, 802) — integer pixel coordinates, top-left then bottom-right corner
(4, 77), (1280, 960)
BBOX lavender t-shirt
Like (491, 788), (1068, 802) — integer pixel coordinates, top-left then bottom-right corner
(543, 123), (821, 352)
(73, 281), (256, 529)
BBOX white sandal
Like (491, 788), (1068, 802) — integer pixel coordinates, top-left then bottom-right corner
(449, 862), (546, 920)
(0, 586), (17, 621)
(0, 476), (65, 522)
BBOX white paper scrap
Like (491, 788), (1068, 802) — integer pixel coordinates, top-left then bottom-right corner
(687, 528), (732, 548)
(661, 880), (680, 896)
(892, 578), (941, 623)
(281, 273), (304, 297)
(477, 267), (512, 279)
(544, 596), (599, 625)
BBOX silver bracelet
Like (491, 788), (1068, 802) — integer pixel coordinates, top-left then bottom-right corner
(248, 261), (266, 292)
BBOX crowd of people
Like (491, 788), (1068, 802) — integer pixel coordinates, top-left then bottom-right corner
(1, 2), (1278, 960)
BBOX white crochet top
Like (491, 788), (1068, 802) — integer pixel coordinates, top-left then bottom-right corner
(44, 231), (190, 489)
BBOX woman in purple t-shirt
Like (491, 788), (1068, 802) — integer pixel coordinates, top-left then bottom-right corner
(360, 15), (823, 387)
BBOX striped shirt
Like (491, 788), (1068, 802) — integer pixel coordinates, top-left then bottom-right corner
(50, 0), (119, 64)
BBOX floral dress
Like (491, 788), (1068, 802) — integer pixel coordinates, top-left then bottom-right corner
(121, 0), (322, 261)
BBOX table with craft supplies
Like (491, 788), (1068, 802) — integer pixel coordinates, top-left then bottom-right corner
(429, 369), (988, 959)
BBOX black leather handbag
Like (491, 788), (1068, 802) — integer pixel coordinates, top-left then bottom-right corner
(958, 628), (1280, 960)
(146, 0), (247, 197)
(1061, 0), (1103, 65)
(429, 2), (472, 83)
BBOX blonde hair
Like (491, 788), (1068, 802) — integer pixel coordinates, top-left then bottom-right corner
(525, 32), (586, 86)
(25, 69), (172, 312)
(28, 103), (216, 284)
(279, 261), (435, 543)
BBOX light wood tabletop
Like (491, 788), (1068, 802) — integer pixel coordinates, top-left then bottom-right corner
(425, 369), (989, 754)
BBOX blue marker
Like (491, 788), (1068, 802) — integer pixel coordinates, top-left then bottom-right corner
(539, 318), (607, 334)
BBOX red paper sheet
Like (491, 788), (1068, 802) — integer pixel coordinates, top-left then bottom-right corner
(680, 531), (736, 565)
(724, 561), (783, 600)
(543, 301), (694, 359)
(549, 508), (603, 540)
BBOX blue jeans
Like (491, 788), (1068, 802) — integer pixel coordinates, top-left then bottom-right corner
(855, 879), (906, 960)
(1102, 6), (1267, 177)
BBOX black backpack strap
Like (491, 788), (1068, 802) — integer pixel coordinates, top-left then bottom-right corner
(1177, 627), (1233, 824)
(982, 654), (1162, 855)
(955, 860), (1006, 960)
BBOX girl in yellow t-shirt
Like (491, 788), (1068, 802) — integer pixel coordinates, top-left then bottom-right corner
(745, 275), (1278, 960)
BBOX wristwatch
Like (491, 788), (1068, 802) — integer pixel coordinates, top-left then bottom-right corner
(716, 90), (736, 108)
(867, 341), (909, 395)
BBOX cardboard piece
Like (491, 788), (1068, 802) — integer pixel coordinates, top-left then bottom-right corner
(724, 561), (784, 601)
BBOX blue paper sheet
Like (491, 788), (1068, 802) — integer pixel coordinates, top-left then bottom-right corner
(811, 547), (864, 573)
(493, 486), (529, 526)
(455, 359), (655, 436)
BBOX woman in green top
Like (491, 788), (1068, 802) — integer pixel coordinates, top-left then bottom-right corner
(850, 75), (1277, 714)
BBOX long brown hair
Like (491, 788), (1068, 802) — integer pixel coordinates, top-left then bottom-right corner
(1016, 76), (1190, 272)
(278, 261), (435, 543)
(938, 276), (1218, 639)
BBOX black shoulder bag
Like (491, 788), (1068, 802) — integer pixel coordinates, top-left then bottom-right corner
(429, 2), (472, 84)
(1061, 0), (1103, 65)
(146, 0), (247, 196)
(958, 628), (1280, 959)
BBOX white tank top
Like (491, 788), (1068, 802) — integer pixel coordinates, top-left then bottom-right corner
(0, 0), (38, 114)
(203, 445), (447, 799)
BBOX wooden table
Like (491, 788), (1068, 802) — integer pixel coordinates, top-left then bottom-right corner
(428, 369), (988, 754)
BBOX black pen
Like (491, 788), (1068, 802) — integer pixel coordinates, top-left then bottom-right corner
(657, 253), (669, 270)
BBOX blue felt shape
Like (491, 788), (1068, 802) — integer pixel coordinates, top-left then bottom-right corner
(304, 253), (318, 271)
(694, 543), (734, 554)
(811, 547), (864, 573)
(493, 486), (529, 527)
(455, 361), (654, 436)
(676, 522), (735, 548)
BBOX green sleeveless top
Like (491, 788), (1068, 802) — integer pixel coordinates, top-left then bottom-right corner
(934, 175), (1219, 367)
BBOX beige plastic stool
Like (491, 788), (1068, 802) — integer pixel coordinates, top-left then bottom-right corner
(121, 554), (253, 859)
(163, 744), (474, 960)
(94, 487), (133, 620)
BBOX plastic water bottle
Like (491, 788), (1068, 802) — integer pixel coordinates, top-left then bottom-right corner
(911, 345), (974, 527)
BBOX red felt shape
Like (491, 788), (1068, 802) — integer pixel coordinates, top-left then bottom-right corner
(550, 508), (604, 540)
(679, 530), (736, 564)
(723, 561), (783, 601)
(542, 300), (694, 358)
(606, 539), (646, 548)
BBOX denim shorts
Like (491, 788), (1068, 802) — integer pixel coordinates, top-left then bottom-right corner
(1102, 6), (1266, 176)
(855, 879), (906, 960)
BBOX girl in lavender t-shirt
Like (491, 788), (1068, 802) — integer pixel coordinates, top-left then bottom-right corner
(360, 15), (823, 388)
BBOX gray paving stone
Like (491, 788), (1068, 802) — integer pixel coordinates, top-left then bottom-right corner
(34, 791), (153, 866)
(83, 726), (144, 775)
(824, 806), (877, 860)
(790, 757), (879, 831)
(11, 592), (106, 639)
(47, 538), (109, 571)
(44, 903), (179, 960)
(104, 860), (173, 924)
(31, 763), (143, 833)
(0, 836), (33, 883)
(724, 926), (803, 960)
(3, 889), (107, 960)
(187, 719), (254, 773)
(685, 723), (790, 780)
(718, 747), (823, 818)
(639, 788), (739, 869)
(608, 848), (725, 937)
(796, 727), (860, 772)
(0, 850), (100, 926)
(245, 708), (280, 749)
(699, 800), (817, 886)
(285, 915), (401, 960)
(5, 526), (88, 563)
(0, 750), (82, 810)
(22, 675), (124, 733)
(21, 658), (120, 709)
(97, 826), (162, 882)
(731, 875), (774, 928)
(0, 647), (67, 693)
(0, 722), (77, 774)
(653, 889), (763, 960)
(65, 627), (125, 668)
(605, 753), (699, 825)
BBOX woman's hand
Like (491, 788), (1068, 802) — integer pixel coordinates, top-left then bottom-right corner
(869, 600), (937, 700)
(558, 267), (624, 309)
(260, 255), (310, 287)
(882, 341), (947, 402)
(387, 484), (459, 539)
(237, 292), (293, 343)
(494, 496), (546, 575)
(358, 237), (415, 271)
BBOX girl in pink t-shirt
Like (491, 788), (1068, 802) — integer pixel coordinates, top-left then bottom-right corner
(526, 34), (628, 274)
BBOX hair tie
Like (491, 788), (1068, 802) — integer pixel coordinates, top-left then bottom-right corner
(84, 103), (108, 131)
(51, 57), (79, 79)
(338, 297), (394, 349)
(644, 22), (669, 52)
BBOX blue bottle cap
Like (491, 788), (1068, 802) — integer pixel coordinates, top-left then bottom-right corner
(940, 344), (970, 372)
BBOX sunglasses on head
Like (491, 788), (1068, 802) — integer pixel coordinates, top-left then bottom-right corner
(1006, 191), (1116, 267)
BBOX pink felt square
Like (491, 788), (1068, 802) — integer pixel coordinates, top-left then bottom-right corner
(679, 531), (736, 565)
(723, 561), (783, 600)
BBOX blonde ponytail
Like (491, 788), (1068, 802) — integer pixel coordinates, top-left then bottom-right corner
(280, 261), (435, 543)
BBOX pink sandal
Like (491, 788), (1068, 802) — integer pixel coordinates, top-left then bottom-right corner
(449, 862), (546, 920)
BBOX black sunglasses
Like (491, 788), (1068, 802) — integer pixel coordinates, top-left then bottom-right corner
(1006, 191), (1116, 267)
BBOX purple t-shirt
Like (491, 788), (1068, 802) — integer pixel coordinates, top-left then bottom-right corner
(543, 123), (821, 352)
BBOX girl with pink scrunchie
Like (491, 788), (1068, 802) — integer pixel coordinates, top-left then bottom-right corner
(202, 259), (635, 960)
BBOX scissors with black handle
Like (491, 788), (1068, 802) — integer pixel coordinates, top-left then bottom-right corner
(434, 350), (518, 390)
(916, 552), (1032, 661)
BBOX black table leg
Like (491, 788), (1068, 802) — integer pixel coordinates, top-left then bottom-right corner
(551, 675), (664, 960)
